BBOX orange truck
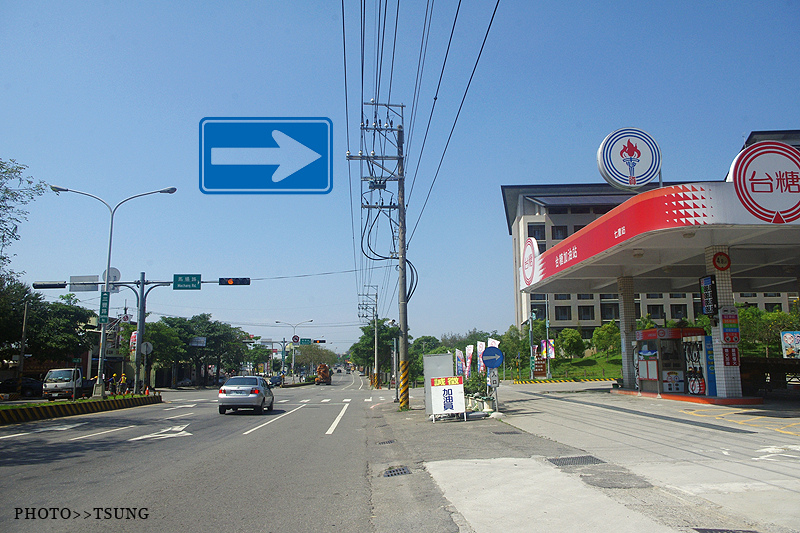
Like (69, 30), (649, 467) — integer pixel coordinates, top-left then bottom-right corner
(315, 363), (332, 385)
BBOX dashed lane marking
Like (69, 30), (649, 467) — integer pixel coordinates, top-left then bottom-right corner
(69, 425), (137, 441)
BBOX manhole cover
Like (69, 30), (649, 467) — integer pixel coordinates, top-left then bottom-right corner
(377, 439), (395, 445)
(548, 455), (605, 467)
(383, 466), (411, 477)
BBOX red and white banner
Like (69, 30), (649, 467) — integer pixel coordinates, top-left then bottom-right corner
(477, 341), (486, 374)
(465, 345), (474, 378)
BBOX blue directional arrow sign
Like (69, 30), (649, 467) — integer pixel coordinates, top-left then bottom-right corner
(200, 117), (332, 194)
(481, 346), (504, 369)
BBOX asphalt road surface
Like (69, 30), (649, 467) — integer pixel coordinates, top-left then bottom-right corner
(1, 375), (799, 533)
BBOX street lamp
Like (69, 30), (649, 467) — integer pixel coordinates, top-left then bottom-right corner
(275, 319), (312, 382)
(50, 185), (177, 397)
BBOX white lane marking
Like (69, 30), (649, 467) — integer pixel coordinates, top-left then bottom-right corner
(193, 399), (209, 402)
(128, 424), (191, 441)
(163, 404), (196, 411)
(343, 399), (351, 403)
(163, 412), (194, 420)
(300, 399), (310, 403)
(321, 399), (331, 403)
(379, 397), (385, 401)
(278, 399), (289, 403)
(69, 425), (136, 441)
(364, 397), (372, 402)
(168, 399), (185, 402)
(325, 404), (350, 435)
(33, 422), (87, 433)
(0, 433), (30, 440)
(243, 405), (305, 435)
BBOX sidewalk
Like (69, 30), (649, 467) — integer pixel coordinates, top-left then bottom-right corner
(370, 383), (799, 533)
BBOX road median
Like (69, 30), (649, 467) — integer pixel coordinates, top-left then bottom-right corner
(0, 394), (162, 425)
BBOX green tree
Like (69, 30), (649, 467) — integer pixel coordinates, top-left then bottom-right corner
(348, 318), (400, 382)
(0, 159), (47, 276)
(0, 276), (44, 359)
(592, 321), (620, 357)
(555, 328), (584, 359)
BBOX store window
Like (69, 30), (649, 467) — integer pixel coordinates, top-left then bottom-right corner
(577, 294), (594, 300)
(551, 225), (568, 240)
(646, 293), (663, 299)
(600, 303), (619, 320)
(669, 293), (686, 299)
(527, 224), (545, 241)
(670, 304), (688, 320)
(578, 306), (595, 321)
(530, 304), (547, 321)
(765, 302), (783, 312)
(647, 304), (665, 319)
(531, 293), (546, 300)
(554, 294), (571, 300)
(600, 293), (618, 300)
(555, 306), (572, 321)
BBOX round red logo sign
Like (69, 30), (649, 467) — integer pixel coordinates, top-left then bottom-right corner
(522, 238), (536, 286)
(730, 141), (800, 223)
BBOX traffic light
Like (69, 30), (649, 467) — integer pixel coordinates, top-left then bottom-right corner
(218, 278), (250, 286)
(313, 339), (326, 344)
(33, 281), (68, 289)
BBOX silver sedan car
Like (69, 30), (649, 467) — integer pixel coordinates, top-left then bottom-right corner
(218, 376), (274, 415)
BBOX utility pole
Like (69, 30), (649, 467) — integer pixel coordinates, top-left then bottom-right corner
(347, 101), (409, 408)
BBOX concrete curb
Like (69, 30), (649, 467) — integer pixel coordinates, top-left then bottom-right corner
(513, 378), (617, 384)
(610, 387), (764, 405)
(0, 394), (163, 425)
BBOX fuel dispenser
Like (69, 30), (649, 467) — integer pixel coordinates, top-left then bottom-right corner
(635, 328), (716, 396)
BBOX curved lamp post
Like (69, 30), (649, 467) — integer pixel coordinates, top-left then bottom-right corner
(275, 319), (313, 381)
(50, 185), (177, 397)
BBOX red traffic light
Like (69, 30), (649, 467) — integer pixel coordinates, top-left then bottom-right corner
(218, 278), (250, 285)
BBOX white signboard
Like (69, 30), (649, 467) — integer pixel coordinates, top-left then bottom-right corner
(430, 376), (466, 416)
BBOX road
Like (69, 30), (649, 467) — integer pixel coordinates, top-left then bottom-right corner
(1, 375), (799, 533)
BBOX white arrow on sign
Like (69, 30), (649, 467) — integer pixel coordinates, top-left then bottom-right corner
(128, 424), (192, 441)
(210, 130), (321, 183)
(483, 352), (501, 364)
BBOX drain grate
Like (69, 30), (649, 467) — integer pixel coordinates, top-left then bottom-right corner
(548, 455), (605, 467)
(492, 430), (522, 435)
(377, 439), (395, 445)
(383, 466), (411, 477)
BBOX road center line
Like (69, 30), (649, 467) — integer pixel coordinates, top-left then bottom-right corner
(243, 405), (305, 435)
(69, 425), (136, 441)
(325, 404), (349, 435)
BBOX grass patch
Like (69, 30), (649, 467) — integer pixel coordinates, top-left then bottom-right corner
(550, 351), (622, 380)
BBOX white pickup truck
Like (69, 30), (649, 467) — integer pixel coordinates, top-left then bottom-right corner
(42, 368), (94, 400)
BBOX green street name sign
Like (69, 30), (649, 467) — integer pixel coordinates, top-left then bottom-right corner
(300, 338), (312, 345)
(99, 291), (110, 324)
(174, 274), (202, 290)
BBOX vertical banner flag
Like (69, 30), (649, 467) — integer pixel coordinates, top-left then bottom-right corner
(466, 345), (474, 378)
(129, 331), (138, 360)
(455, 349), (465, 375)
(541, 339), (555, 359)
(477, 341), (486, 374)
(488, 338), (500, 348)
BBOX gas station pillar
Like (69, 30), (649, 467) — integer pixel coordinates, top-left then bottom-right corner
(705, 245), (742, 398)
(618, 276), (637, 390)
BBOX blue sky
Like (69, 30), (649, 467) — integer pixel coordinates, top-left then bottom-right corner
(2, 1), (798, 353)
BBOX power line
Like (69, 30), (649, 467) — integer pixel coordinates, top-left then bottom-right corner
(409, 0), (500, 244)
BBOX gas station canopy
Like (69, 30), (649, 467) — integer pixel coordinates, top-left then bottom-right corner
(521, 173), (800, 296)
